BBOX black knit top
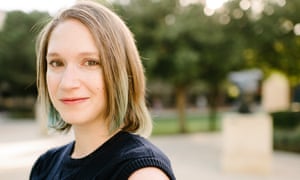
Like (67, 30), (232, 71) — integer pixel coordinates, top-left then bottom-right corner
(30, 131), (176, 180)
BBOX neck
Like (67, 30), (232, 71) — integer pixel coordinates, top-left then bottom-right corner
(71, 122), (118, 159)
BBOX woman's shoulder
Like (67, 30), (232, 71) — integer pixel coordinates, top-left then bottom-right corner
(114, 132), (167, 158)
(30, 141), (74, 178)
(37, 141), (73, 162)
(111, 131), (176, 179)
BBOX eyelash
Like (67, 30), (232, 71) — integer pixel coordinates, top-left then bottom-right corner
(83, 59), (100, 66)
(48, 60), (64, 67)
(47, 59), (100, 68)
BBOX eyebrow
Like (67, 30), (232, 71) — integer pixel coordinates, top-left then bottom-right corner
(46, 52), (99, 59)
(46, 52), (59, 59)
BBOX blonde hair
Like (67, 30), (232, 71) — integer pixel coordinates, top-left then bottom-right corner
(36, 0), (152, 136)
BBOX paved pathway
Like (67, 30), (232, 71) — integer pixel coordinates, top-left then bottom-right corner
(0, 116), (300, 180)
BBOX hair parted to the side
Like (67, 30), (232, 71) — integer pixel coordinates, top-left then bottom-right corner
(36, 0), (152, 137)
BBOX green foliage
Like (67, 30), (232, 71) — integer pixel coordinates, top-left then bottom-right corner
(226, 0), (300, 85)
(0, 10), (49, 97)
(271, 111), (300, 130)
(271, 111), (300, 153)
(8, 106), (35, 119)
(274, 127), (300, 153)
(113, 0), (300, 131)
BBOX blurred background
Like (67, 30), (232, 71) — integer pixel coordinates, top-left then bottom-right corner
(1, 0), (300, 179)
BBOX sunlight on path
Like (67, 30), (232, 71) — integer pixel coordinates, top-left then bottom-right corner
(0, 136), (72, 170)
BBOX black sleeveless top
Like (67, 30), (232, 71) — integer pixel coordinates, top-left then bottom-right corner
(30, 131), (176, 180)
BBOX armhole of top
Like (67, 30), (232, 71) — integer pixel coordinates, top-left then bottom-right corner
(115, 158), (174, 180)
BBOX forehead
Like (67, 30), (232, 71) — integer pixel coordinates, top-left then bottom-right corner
(47, 19), (99, 55)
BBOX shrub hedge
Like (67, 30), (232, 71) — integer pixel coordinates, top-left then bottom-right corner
(273, 127), (300, 153)
(270, 111), (300, 153)
(271, 111), (300, 129)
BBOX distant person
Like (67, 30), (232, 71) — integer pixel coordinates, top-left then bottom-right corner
(30, 1), (175, 179)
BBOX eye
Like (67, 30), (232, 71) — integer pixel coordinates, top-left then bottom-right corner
(48, 60), (64, 67)
(83, 59), (100, 66)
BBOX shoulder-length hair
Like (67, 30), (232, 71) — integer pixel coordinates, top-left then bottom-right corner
(36, 0), (152, 136)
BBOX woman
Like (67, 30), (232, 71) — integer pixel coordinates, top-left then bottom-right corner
(30, 1), (175, 179)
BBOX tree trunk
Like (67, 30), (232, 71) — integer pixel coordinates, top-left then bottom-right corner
(176, 86), (187, 133)
(207, 84), (219, 131)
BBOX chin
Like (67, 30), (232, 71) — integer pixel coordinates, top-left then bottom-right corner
(60, 114), (86, 124)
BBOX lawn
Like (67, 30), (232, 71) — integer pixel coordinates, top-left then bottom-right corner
(151, 110), (221, 135)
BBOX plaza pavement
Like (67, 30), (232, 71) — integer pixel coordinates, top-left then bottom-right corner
(0, 115), (300, 180)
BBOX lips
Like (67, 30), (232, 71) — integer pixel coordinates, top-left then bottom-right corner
(60, 97), (89, 105)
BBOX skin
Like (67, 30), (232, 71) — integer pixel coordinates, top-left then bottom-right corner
(129, 167), (169, 180)
(46, 19), (169, 179)
(46, 19), (110, 158)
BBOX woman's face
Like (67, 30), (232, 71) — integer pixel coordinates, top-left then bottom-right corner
(46, 19), (107, 128)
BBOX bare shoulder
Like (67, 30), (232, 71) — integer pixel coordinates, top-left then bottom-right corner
(128, 167), (170, 180)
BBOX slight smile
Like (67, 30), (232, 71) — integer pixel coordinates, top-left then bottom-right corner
(60, 97), (89, 105)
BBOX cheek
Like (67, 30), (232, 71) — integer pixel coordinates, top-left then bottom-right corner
(46, 72), (59, 98)
(90, 71), (106, 93)
(94, 78), (106, 97)
(93, 75), (107, 103)
(100, 76), (107, 97)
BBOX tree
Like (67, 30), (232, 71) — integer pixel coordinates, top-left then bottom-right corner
(0, 10), (49, 98)
(225, 0), (300, 92)
(116, 0), (203, 133)
(114, 0), (300, 132)
(0, 10), (49, 112)
(252, 0), (300, 86)
(115, 0), (245, 132)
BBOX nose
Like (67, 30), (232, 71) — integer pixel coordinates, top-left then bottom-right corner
(59, 64), (80, 90)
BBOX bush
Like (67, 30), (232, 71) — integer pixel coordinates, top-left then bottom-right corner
(271, 111), (300, 153)
(273, 127), (300, 153)
(8, 106), (35, 119)
(271, 111), (300, 130)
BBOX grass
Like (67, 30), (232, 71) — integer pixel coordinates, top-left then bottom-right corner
(151, 110), (221, 135)
(8, 109), (35, 119)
